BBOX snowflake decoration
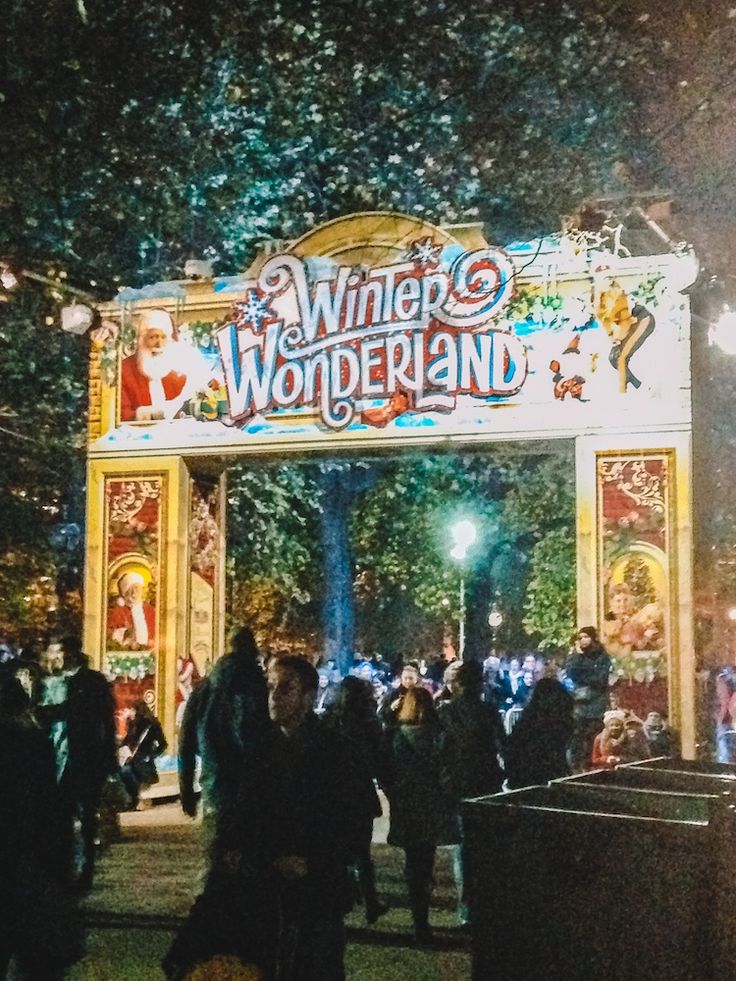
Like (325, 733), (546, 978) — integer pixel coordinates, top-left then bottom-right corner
(231, 289), (274, 333)
(406, 237), (442, 269)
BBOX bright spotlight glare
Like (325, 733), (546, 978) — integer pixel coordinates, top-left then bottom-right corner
(451, 519), (476, 549)
(450, 543), (467, 562)
(710, 308), (736, 355)
(727, 606), (736, 622)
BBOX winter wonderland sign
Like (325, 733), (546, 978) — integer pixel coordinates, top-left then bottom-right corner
(89, 212), (698, 455)
(215, 245), (521, 429)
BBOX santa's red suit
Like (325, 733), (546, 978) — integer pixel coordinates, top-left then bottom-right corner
(107, 602), (156, 649)
(120, 354), (188, 422)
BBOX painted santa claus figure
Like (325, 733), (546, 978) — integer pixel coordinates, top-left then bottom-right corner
(107, 572), (156, 650)
(120, 309), (203, 422)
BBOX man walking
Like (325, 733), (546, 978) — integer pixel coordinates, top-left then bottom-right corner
(39, 635), (117, 891)
(438, 660), (504, 925)
(184, 655), (356, 979)
(178, 627), (268, 845)
(262, 655), (355, 979)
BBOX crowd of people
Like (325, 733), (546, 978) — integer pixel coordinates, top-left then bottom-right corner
(172, 624), (677, 978)
(307, 632), (674, 774)
(0, 623), (677, 979)
(0, 635), (168, 979)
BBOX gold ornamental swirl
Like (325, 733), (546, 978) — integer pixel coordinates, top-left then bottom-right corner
(107, 480), (161, 525)
(598, 459), (666, 514)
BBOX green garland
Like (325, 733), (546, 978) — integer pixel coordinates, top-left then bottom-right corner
(104, 652), (155, 679)
(610, 650), (664, 684)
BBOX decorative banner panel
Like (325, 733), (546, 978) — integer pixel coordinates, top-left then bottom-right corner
(179, 478), (220, 728)
(90, 214), (697, 457)
(597, 454), (672, 720)
(103, 477), (163, 734)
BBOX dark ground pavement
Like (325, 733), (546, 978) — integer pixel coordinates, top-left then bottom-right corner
(65, 800), (471, 980)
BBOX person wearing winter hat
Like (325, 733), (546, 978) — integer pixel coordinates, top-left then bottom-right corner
(565, 626), (612, 771)
(120, 308), (213, 422)
(591, 710), (627, 768)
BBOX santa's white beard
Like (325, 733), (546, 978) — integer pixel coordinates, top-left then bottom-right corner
(129, 601), (149, 645)
(138, 347), (175, 381)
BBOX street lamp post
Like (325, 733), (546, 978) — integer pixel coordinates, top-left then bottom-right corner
(450, 519), (476, 658)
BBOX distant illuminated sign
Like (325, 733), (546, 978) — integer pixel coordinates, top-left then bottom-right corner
(215, 246), (521, 429)
(92, 213), (696, 455)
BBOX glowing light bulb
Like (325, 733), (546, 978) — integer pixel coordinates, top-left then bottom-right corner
(451, 519), (476, 549)
(0, 267), (18, 290)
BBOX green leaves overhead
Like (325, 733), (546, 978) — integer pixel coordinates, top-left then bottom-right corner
(0, 0), (653, 291)
(3, 0), (720, 645)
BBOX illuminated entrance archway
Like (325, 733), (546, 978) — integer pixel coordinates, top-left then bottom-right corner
(84, 212), (698, 752)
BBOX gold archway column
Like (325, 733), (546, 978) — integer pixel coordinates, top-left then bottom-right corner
(576, 432), (695, 757)
(84, 455), (226, 747)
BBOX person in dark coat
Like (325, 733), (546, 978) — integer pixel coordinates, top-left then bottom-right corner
(438, 660), (504, 924)
(382, 686), (453, 945)
(211, 655), (357, 980)
(481, 652), (503, 708)
(119, 699), (167, 808)
(326, 676), (387, 924)
(177, 676), (209, 818)
(643, 711), (675, 757)
(178, 626), (269, 853)
(565, 626), (612, 770)
(36, 635), (117, 892)
(0, 677), (80, 979)
(505, 678), (575, 789)
(262, 656), (356, 978)
(498, 657), (525, 708)
(315, 671), (339, 715)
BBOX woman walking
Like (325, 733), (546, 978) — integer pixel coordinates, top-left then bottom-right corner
(438, 660), (504, 924)
(326, 676), (387, 924)
(382, 686), (453, 944)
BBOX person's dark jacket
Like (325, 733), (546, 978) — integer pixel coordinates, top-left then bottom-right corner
(438, 696), (504, 806)
(565, 647), (612, 720)
(190, 653), (269, 812)
(378, 685), (405, 726)
(0, 712), (72, 966)
(122, 713), (167, 782)
(178, 679), (209, 815)
(382, 722), (454, 848)
(378, 683), (431, 727)
(327, 713), (383, 825)
(222, 714), (359, 919)
(38, 665), (117, 792)
(504, 681), (575, 789)
(0, 720), (68, 884)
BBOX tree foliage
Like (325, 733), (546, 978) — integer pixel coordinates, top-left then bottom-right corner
(226, 463), (322, 645)
(1, 0), (715, 643)
(0, 0), (652, 286)
(352, 451), (576, 658)
(521, 528), (577, 651)
(501, 455), (576, 649)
